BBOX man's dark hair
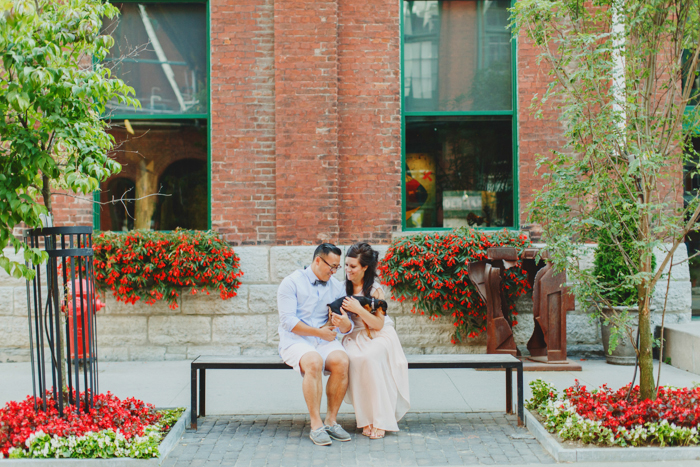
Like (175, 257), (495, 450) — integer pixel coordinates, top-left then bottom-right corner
(313, 243), (341, 259)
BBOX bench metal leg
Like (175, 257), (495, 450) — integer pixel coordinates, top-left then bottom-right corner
(191, 367), (197, 430)
(505, 368), (513, 414)
(517, 364), (524, 426)
(199, 368), (206, 417)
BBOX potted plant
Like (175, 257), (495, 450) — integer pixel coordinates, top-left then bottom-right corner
(593, 219), (655, 365)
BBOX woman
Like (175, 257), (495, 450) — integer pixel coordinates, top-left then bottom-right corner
(336, 242), (410, 439)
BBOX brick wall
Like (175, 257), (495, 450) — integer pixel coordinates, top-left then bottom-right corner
(210, 0), (276, 245)
(52, 2), (568, 244)
(337, 0), (402, 244)
(516, 30), (566, 229)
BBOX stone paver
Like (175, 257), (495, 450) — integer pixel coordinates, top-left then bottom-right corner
(162, 412), (554, 466)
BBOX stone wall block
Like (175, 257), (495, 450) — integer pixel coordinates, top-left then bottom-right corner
(0, 248), (27, 288)
(241, 347), (279, 356)
(0, 317), (29, 347)
(212, 315), (268, 345)
(182, 285), (249, 314)
(186, 345), (241, 359)
(0, 347), (30, 362)
(270, 246), (317, 282)
(14, 287), (49, 317)
(393, 315), (456, 347)
(96, 316), (148, 346)
(654, 244), (690, 281)
(149, 316), (211, 345)
(0, 287), (14, 315)
(236, 247), (270, 283)
(102, 293), (178, 315)
(566, 313), (600, 345)
(651, 280), (692, 314)
(512, 313), (535, 345)
(129, 346), (166, 361)
(267, 314), (280, 345)
(98, 346), (123, 362)
(249, 285), (279, 314)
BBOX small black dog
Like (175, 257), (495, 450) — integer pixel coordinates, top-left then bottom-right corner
(326, 295), (388, 339)
(327, 295), (388, 316)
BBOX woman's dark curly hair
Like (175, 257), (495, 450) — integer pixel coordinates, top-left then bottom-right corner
(345, 242), (379, 297)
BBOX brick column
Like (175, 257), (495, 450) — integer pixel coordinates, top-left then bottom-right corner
(274, 0), (340, 245)
(337, 0), (401, 244)
(210, 0), (276, 245)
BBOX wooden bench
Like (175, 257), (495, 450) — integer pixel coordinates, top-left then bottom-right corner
(190, 354), (524, 430)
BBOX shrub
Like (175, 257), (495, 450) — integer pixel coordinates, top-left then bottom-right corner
(593, 222), (656, 307)
(93, 229), (243, 308)
(379, 227), (531, 343)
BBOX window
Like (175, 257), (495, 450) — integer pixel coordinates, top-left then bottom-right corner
(97, 1), (209, 231)
(402, 0), (516, 229)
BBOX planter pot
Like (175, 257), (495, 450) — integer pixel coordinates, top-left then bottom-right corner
(600, 306), (639, 365)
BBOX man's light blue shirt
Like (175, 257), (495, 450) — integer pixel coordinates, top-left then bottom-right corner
(277, 266), (352, 352)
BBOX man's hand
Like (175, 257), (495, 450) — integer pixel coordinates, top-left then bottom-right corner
(317, 326), (338, 342)
(330, 306), (352, 334)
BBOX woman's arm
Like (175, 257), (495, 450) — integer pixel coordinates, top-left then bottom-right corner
(342, 296), (385, 331)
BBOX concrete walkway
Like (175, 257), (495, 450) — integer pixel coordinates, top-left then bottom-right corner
(2, 358), (700, 466)
(2, 358), (699, 414)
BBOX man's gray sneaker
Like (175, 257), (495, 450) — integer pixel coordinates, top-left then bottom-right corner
(310, 426), (332, 446)
(325, 423), (351, 441)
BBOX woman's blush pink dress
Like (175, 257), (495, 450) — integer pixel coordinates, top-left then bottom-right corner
(342, 285), (410, 432)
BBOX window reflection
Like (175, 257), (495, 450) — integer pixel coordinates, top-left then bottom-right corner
(403, 0), (512, 112)
(404, 117), (513, 228)
(102, 3), (207, 116)
(99, 120), (208, 231)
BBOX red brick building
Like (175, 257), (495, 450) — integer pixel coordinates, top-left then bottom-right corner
(51, 0), (562, 246)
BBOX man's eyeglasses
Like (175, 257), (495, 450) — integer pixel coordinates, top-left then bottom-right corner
(319, 256), (341, 272)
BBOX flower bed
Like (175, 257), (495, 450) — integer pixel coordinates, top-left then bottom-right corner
(0, 391), (184, 459)
(528, 379), (700, 447)
(379, 227), (531, 343)
(93, 229), (243, 309)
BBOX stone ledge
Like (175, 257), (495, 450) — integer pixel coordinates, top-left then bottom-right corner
(0, 407), (189, 466)
(526, 409), (700, 462)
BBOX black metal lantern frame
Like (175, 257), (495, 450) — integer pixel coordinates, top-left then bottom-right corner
(24, 226), (99, 416)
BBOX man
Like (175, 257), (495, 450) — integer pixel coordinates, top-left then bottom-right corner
(277, 243), (354, 445)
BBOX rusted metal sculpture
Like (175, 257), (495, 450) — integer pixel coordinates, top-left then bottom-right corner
(468, 260), (517, 356)
(468, 246), (574, 364)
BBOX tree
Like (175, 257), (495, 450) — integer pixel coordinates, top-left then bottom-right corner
(510, 0), (700, 400)
(0, 0), (138, 279)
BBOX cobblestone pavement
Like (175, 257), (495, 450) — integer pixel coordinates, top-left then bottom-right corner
(163, 412), (555, 466)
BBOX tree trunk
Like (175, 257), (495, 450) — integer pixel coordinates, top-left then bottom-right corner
(41, 172), (52, 214)
(638, 298), (656, 400)
(638, 210), (656, 400)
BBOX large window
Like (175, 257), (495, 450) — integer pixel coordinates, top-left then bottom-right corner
(402, 0), (516, 229)
(97, 2), (209, 231)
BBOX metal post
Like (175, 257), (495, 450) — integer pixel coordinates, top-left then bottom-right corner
(505, 367), (513, 414)
(191, 367), (198, 430)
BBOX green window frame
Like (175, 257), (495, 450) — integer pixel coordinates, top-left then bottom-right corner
(400, 0), (518, 231)
(95, 0), (211, 231)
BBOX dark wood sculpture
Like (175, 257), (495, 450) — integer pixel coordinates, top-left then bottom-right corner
(467, 246), (574, 364)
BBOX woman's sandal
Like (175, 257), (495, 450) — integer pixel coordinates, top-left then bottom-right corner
(369, 428), (385, 439)
(362, 426), (372, 437)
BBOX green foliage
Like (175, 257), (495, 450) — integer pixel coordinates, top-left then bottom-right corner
(526, 379), (558, 411)
(510, 0), (700, 399)
(0, 0), (139, 280)
(9, 426), (161, 459)
(593, 213), (658, 307)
